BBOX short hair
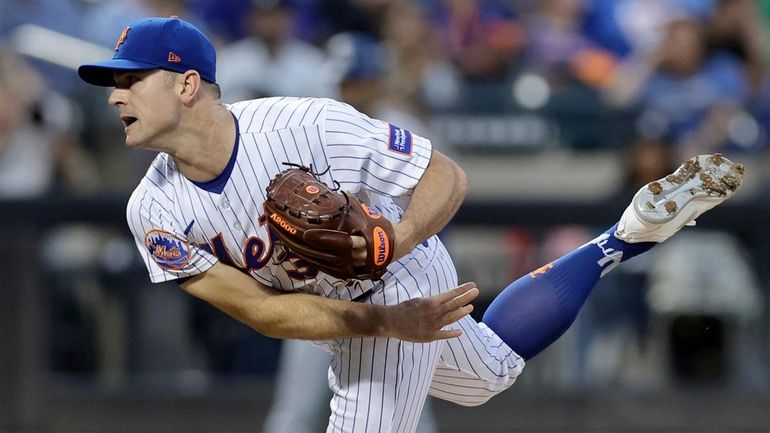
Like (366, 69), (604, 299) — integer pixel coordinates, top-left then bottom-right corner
(204, 80), (221, 99)
(163, 69), (221, 99)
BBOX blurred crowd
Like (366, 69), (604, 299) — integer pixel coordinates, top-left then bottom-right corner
(2, 0), (770, 197)
(2, 0), (770, 409)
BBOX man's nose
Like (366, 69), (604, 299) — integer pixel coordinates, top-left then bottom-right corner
(108, 88), (126, 106)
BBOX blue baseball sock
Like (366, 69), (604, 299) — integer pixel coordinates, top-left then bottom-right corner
(482, 224), (655, 360)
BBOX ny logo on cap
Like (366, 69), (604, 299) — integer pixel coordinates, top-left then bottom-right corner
(114, 26), (130, 51)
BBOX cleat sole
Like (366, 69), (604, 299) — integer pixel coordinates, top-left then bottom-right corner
(632, 154), (744, 224)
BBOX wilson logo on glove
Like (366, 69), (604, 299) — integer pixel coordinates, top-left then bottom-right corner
(373, 226), (390, 266)
(264, 164), (395, 281)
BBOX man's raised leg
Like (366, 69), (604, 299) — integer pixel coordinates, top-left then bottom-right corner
(482, 154), (745, 360)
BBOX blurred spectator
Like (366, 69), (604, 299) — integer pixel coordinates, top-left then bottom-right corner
(425, 0), (524, 82)
(0, 45), (96, 198)
(327, 33), (390, 111)
(381, 0), (461, 111)
(0, 45), (50, 198)
(314, 0), (389, 41)
(520, 0), (617, 89)
(216, 0), (335, 102)
(748, 78), (770, 164)
(581, 0), (714, 59)
(604, 16), (754, 159)
(0, 45), (117, 381)
(621, 137), (678, 196)
(0, 0), (82, 39)
(706, 0), (770, 91)
(326, 31), (454, 154)
(261, 340), (336, 433)
(646, 230), (765, 387)
(0, 0), (85, 95)
(81, 0), (208, 49)
(263, 340), (439, 433)
(188, 0), (253, 43)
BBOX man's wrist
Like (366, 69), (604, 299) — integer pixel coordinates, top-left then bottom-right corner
(369, 304), (393, 338)
(393, 220), (419, 260)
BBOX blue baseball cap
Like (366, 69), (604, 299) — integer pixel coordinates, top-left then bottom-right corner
(78, 17), (216, 87)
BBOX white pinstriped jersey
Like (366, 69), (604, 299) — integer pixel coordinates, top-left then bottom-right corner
(127, 97), (437, 302)
(126, 96), (524, 433)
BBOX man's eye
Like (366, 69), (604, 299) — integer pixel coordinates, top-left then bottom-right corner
(117, 76), (139, 88)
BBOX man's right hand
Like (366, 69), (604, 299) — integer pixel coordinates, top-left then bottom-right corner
(382, 282), (479, 342)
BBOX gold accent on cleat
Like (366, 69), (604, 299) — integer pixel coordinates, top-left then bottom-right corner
(664, 200), (678, 214)
(648, 181), (662, 194)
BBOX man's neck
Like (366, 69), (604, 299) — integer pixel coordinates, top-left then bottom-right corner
(172, 104), (236, 182)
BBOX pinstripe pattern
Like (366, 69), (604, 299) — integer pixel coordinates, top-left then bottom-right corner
(126, 96), (525, 433)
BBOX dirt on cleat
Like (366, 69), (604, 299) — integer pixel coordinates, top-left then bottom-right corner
(700, 173), (728, 195)
(721, 174), (741, 191)
(666, 157), (701, 183)
(664, 200), (678, 214)
(617, 153), (745, 243)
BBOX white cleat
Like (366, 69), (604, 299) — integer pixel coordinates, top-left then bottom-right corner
(615, 153), (744, 243)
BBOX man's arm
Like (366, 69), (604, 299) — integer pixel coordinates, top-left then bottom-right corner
(180, 262), (478, 341)
(392, 149), (469, 259)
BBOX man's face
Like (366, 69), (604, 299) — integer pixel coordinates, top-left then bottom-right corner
(250, 7), (292, 44)
(340, 78), (382, 112)
(109, 69), (180, 149)
(661, 21), (704, 76)
(0, 85), (23, 142)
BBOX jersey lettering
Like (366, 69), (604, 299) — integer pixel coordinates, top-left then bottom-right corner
(209, 233), (237, 267)
(285, 252), (320, 280)
(243, 237), (272, 271)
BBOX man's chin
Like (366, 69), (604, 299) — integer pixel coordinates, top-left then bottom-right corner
(125, 142), (145, 151)
(124, 135), (142, 148)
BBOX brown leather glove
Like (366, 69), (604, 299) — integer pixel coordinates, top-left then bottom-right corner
(264, 166), (395, 281)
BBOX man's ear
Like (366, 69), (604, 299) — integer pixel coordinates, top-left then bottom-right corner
(179, 70), (203, 103)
